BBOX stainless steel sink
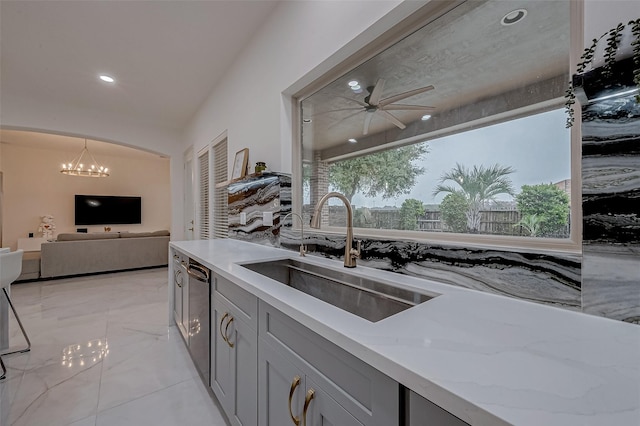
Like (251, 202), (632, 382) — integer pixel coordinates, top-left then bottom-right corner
(240, 258), (434, 322)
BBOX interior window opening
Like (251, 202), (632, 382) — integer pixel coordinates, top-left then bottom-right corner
(298, 0), (576, 248)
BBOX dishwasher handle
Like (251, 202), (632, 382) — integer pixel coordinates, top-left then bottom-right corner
(187, 263), (210, 282)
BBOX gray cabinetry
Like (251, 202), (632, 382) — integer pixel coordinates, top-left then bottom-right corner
(171, 251), (189, 342)
(259, 339), (362, 426)
(210, 273), (258, 426)
(258, 301), (398, 426)
(407, 390), (470, 426)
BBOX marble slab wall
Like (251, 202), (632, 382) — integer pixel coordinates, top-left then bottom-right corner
(227, 173), (291, 247)
(581, 94), (640, 324)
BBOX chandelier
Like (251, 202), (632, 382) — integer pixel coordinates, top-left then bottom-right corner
(61, 139), (109, 177)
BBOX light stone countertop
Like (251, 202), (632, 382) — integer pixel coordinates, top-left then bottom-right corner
(171, 239), (640, 426)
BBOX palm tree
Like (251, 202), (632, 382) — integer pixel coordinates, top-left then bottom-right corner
(433, 163), (515, 233)
(514, 213), (544, 237)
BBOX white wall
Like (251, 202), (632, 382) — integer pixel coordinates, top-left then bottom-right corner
(1, 143), (171, 250)
(183, 0), (415, 174)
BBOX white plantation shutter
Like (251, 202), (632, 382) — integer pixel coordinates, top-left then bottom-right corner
(198, 150), (210, 239)
(213, 139), (228, 238)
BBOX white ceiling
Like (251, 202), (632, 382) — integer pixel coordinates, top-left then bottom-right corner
(0, 0), (279, 132)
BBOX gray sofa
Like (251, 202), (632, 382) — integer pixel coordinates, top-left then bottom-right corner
(39, 230), (170, 278)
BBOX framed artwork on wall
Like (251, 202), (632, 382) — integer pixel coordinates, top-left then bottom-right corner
(231, 148), (249, 180)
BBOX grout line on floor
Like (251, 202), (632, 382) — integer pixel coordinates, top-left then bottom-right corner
(94, 377), (195, 417)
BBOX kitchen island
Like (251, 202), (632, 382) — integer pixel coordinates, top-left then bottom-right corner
(170, 238), (640, 426)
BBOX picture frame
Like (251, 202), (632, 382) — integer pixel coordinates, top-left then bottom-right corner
(231, 148), (249, 180)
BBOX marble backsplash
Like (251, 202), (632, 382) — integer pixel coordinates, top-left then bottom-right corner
(228, 173), (582, 313)
(227, 173), (291, 246)
(581, 94), (640, 324)
(282, 232), (582, 310)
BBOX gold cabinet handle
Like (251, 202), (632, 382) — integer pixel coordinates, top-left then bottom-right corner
(302, 388), (315, 426)
(224, 316), (234, 348)
(288, 375), (301, 426)
(219, 312), (230, 344)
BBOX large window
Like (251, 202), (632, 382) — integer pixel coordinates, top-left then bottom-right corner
(298, 0), (579, 249)
(197, 136), (229, 240)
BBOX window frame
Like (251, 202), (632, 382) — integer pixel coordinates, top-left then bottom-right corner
(291, 0), (583, 254)
(196, 132), (230, 240)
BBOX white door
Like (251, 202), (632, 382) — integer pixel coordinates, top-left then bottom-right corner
(184, 148), (195, 240)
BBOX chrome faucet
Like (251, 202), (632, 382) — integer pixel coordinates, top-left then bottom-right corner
(281, 212), (307, 257)
(310, 192), (361, 268)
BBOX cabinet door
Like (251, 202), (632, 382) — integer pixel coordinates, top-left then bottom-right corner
(211, 297), (258, 426)
(211, 298), (232, 410)
(226, 306), (257, 426)
(304, 377), (363, 426)
(258, 339), (305, 426)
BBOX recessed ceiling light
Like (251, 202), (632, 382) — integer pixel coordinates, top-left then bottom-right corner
(421, 114), (432, 121)
(351, 85), (361, 91)
(99, 75), (115, 83)
(348, 138), (357, 143)
(348, 80), (359, 87)
(501, 9), (527, 26)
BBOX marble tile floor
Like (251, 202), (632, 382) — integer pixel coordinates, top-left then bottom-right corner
(0, 268), (229, 426)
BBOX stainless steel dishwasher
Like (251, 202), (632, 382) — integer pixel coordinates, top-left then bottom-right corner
(186, 258), (210, 383)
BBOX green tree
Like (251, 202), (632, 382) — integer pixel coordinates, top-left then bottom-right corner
(439, 192), (468, 233)
(516, 184), (570, 236)
(329, 143), (428, 203)
(399, 199), (425, 230)
(433, 163), (515, 233)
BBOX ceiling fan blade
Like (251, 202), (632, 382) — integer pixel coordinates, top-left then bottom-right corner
(378, 85), (435, 107)
(363, 111), (374, 135)
(367, 79), (386, 106)
(376, 109), (406, 130)
(381, 104), (436, 111)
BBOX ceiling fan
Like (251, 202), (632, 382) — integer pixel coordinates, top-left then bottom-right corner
(336, 78), (436, 135)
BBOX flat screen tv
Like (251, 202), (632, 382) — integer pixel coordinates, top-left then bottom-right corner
(75, 195), (142, 225)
